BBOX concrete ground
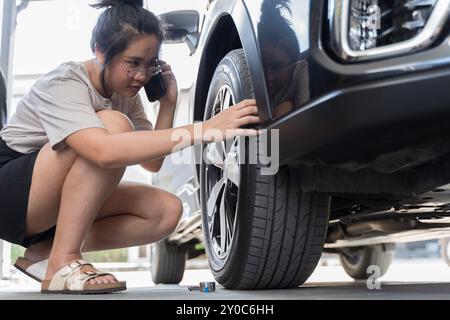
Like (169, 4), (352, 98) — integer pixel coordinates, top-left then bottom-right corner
(1, 258), (450, 299)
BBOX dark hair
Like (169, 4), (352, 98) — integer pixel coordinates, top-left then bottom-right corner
(90, 0), (165, 95)
(258, 0), (300, 62)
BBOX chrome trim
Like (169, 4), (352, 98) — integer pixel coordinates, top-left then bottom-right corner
(330, 0), (450, 61)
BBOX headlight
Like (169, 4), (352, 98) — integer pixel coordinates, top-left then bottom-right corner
(329, 0), (450, 62)
(348, 0), (380, 51)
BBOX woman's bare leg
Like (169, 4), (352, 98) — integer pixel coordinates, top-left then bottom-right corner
(43, 151), (126, 283)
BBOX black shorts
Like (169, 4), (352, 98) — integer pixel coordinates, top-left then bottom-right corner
(0, 137), (55, 247)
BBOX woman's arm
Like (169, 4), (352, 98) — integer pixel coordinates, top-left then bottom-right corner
(65, 99), (261, 169)
(66, 122), (203, 169)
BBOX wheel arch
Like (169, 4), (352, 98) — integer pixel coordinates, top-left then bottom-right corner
(193, 0), (271, 124)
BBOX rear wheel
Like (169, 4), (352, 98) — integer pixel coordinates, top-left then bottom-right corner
(200, 49), (331, 289)
(338, 244), (396, 280)
(150, 239), (187, 284)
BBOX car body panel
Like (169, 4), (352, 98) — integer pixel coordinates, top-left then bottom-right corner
(189, 1), (450, 168)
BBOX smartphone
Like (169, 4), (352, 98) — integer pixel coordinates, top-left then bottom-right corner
(144, 68), (166, 102)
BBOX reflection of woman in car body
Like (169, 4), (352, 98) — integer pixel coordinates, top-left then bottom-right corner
(0, 0), (261, 294)
(258, 0), (309, 119)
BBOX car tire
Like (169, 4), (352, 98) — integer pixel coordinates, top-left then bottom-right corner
(150, 239), (187, 284)
(200, 49), (331, 289)
(338, 244), (395, 280)
(439, 238), (450, 267)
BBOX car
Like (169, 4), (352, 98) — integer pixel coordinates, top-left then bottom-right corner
(147, 0), (450, 289)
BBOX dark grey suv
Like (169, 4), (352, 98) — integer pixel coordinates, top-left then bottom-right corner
(148, 0), (450, 289)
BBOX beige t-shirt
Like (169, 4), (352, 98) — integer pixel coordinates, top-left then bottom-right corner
(0, 61), (153, 154)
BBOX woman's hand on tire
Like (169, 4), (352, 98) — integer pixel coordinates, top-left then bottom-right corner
(203, 99), (261, 142)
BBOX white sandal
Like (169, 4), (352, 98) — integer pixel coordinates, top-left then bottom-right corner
(40, 259), (126, 294)
(14, 257), (48, 282)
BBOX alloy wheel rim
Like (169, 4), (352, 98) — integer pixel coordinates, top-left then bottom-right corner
(204, 85), (240, 260)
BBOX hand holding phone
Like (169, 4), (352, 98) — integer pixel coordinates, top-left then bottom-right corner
(144, 62), (167, 102)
